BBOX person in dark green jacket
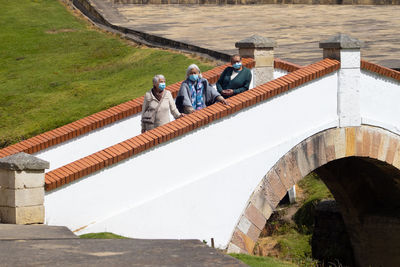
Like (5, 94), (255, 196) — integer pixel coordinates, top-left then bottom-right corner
(216, 54), (252, 98)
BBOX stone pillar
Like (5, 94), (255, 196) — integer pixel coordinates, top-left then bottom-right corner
(288, 185), (296, 204)
(235, 35), (276, 86)
(320, 34), (362, 127)
(0, 153), (49, 224)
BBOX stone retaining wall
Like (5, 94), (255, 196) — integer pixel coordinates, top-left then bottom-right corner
(114, 0), (400, 4)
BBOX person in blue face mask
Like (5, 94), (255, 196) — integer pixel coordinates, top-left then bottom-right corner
(216, 54), (252, 98)
(176, 64), (229, 114)
(141, 74), (183, 133)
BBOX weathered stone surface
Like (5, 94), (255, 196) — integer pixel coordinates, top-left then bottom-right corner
(0, 169), (44, 189)
(323, 130), (336, 162)
(261, 172), (286, 208)
(244, 203), (267, 231)
(355, 127), (363, 156)
(319, 33), (362, 49)
(392, 145), (400, 170)
(0, 188), (44, 207)
(305, 139), (319, 171)
(361, 128), (372, 157)
(295, 143), (312, 177)
(237, 215), (251, 234)
(250, 193), (273, 220)
(231, 229), (255, 254)
(0, 153), (49, 171)
(273, 160), (295, 191)
(253, 67), (274, 86)
(386, 137), (399, 165)
(254, 49), (274, 67)
(314, 133), (327, 167)
(0, 205), (44, 224)
(235, 35), (276, 49)
(377, 131), (390, 161)
(333, 128), (346, 159)
(226, 242), (245, 254)
(283, 151), (303, 184)
(371, 130), (382, 159)
(345, 127), (356, 156)
(246, 223), (262, 242)
(323, 48), (341, 61)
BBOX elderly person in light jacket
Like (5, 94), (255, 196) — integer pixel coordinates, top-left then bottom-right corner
(176, 64), (228, 114)
(141, 74), (183, 133)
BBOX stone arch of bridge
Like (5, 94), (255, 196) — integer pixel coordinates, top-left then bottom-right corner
(228, 125), (400, 267)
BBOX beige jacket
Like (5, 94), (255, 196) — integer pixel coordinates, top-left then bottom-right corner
(141, 90), (181, 132)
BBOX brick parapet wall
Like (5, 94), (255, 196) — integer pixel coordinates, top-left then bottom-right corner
(361, 60), (400, 82)
(0, 58), (304, 159)
(43, 58), (339, 191)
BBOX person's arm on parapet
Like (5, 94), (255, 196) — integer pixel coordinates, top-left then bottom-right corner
(168, 91), (183, 119)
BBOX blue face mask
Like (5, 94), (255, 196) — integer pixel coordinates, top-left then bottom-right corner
(233, 62), (242, 70)
(158, 82), (166, 91)
(189, 74), (199, 82)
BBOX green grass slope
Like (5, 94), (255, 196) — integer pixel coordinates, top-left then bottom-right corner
(0, 0), (213, 147)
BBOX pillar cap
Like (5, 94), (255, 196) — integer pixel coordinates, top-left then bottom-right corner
(0, 152), (49, 171)
(235, 35), (276, 49)
(319, 33), (362, 49)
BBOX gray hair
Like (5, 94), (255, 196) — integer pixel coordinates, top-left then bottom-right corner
(152, 74), (165, 86)
(186, 64), (202, 79)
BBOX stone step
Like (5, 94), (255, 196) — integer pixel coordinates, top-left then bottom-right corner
(0, 224), (77, 240)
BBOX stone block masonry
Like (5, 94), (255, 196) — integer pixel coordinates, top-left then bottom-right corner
(0, 153), (49, 224)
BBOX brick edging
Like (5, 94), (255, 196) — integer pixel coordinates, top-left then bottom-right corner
(361, 60), (400, 82)
(274, 58), (302, 72)
(44, 58), (340, 191)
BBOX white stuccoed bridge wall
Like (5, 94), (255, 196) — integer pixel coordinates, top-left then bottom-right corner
(360, 70), (400, 135)
(45, 71), (337, 247)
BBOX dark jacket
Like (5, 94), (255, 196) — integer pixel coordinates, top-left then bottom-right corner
(216, 67), (252, 97)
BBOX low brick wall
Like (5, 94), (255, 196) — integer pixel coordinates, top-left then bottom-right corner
(114, 0), (400, 4)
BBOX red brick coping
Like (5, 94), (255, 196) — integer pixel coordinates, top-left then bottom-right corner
(274, 58), (301, 72)
(44, 58), (340, 191)
(0, 58), (299, 159)
(361, 60), (400, 82)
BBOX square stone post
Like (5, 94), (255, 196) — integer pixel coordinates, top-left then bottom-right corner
(320, 34), (362, 127)
(288, 185), (296, 204)
(235, 35), (276, 86)
(0, 153), (49, 224)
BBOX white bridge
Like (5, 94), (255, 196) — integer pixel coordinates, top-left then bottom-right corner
(1, 34), (400, 267)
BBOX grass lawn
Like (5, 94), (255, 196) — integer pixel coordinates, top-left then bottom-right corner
(79, 232), (128, 239)
(0, 0), (214, 147)
(230, 254), (296, 267)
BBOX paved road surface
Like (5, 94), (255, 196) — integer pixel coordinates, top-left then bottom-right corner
(0, 224), (246, 266)
(110, 3), (400, 68)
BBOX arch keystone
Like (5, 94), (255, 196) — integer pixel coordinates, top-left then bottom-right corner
(345, 127), (356, 156)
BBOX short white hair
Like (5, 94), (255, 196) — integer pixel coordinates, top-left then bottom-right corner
(186, 64), (202, 79)
(152, 74), (165, 86)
